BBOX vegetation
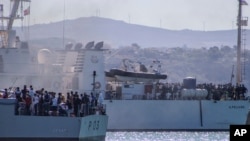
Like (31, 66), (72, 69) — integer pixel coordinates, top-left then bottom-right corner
(106, 44), (250, 86)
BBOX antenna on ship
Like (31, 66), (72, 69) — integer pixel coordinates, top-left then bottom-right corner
(62, 0), (66, 48)
(230, 65), (234, 84)
(236, 0), (248, 85)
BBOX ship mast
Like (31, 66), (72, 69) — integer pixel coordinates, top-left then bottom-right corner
(7, 0), (21, 31)
(236, 0), (248, 84)
(0, 0), (30, 48)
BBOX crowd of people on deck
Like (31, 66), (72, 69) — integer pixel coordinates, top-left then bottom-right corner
(154, 82), (248, 100)
(1, 82), (249, 113)
(1, 85), (105, 117)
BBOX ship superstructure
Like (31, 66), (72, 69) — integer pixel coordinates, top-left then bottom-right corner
(0, 1), (108, 140)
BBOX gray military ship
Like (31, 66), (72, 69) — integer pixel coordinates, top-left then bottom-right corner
(0, 98), (108, 141)
(0, 0), (108, 140)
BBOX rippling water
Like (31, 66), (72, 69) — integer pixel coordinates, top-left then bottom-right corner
(106, 132), (229, 141)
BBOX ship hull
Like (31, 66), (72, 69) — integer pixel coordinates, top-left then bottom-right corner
(0, 99), (108, 141)
(104, 100), (249, 131)
(0, 137), (105, 141)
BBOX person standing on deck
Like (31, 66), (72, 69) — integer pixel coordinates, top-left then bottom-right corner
(73, 94), (81, 117)
(32, 93), (39, 115)
(3, 88), (8, 98)
(98, 92), (104, 106)
(25, 94), (32, 115)
(21, 85), (28, 100)
(15, 87), (21, 99)
(66, 93), (73, 116)
(50, 94), (58, 116)
(29, 86), (35, 98)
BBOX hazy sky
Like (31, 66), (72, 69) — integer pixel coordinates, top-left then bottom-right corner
(4, 0), (250, 31)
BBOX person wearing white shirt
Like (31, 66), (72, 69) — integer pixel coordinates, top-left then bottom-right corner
(32, 93), (39, 115)
(98, 92), (104, 106)
(29, 87), (35, 98)
(50, 95), (58, 116)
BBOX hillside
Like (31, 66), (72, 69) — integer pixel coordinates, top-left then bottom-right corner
(15, 16), (249, 49)
(105, 45), (250, 90)
(13, 17), (249, 90)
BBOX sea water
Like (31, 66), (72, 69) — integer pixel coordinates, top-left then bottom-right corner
(105, 132), (229, 141)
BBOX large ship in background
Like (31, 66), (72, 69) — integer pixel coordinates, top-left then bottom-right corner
(104, 52), (250, 131)
(0, 0), (108, 140)
(103, 0), (250, 131)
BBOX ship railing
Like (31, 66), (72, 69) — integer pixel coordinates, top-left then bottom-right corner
(104, 89), (250, 101)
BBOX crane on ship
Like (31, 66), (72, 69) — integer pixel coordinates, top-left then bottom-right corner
(0, 0), (30, 48)
(236, 0), (248, 85)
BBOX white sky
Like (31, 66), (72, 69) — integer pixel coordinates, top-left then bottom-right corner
(2, 0), (250, 31)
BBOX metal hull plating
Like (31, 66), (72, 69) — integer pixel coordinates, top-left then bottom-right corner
(0, 137), (105, 141)
(104, 100), (249, 131)
(0, 99), (108, 141)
